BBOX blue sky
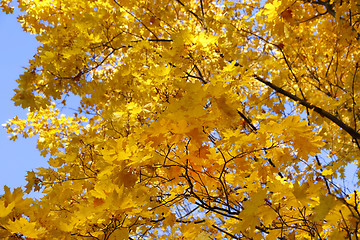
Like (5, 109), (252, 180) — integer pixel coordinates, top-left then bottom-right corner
(0, 10), (46, 195)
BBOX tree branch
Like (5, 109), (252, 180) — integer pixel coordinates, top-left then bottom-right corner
(254, 75), (360, 139)
(212, 224), (239, 239)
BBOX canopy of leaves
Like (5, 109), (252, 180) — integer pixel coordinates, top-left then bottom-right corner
(1, 0), (360, 239)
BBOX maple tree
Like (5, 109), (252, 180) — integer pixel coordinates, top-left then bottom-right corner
(1, 0), (360, 238)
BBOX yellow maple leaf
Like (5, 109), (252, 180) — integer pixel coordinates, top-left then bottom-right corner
(0, 199), (15, 218)
(322, 169), (333, 176)
(262, 0), (281, 21)
(6, 217), (46, 238)
(292, 181), (309, 205)
(109, 228), (129, 240)
(312, 195), (337, 222)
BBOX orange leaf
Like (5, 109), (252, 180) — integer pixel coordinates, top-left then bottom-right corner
(93, 198), (105, 207)
(281, 9), (293, 22)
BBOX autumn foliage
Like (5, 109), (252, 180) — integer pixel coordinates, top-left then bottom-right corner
(1, 0), (360, 239)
